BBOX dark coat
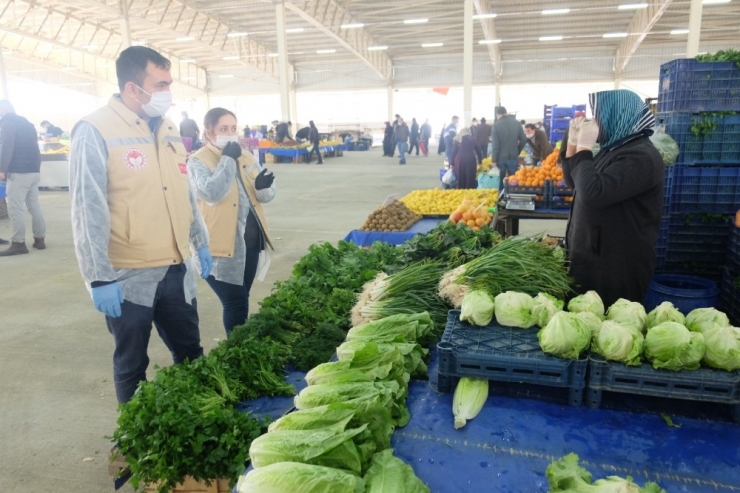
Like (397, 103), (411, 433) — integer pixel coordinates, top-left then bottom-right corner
(276, 122), (291, 142)
(451, 135), (482, 189)
(491, 115), (526, 163)
(527, 128), (553, 161)
(308, 127), (320, 144)
(563, 135), (664, 307)
(420, 123), (432, 140)
(475, 122), (492, 147)
(410, 121), (419, 142)
(296, 127), (310, 141)
(0, 114), (41, 174)
(394, 123), (409, 143)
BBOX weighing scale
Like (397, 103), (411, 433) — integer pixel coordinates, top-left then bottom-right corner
(505, 193), (537, 211)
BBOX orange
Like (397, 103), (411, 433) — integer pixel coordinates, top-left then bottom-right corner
(466, 220), (476, 227)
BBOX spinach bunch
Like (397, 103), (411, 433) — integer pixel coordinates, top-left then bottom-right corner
(401, 222), (501, 267)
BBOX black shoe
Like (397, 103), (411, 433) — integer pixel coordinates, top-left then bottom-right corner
(0, 238), (7, 245)
(317, 161), (324, 165)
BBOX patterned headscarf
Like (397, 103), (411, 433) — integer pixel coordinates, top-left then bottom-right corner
(454, 127), (470, 143)
(588, 89), (655, 149)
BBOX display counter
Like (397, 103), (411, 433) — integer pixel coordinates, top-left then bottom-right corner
(494, 207), (570, 237)
(38, 154), (70, 189)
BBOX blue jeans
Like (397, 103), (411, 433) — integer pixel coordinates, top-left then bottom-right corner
(307, 143), (323, 163)
(105, 264), (203, 403)
(397, 141), (408, 164)
(205, 247), (261, 336)
(497, 158), (520, 190)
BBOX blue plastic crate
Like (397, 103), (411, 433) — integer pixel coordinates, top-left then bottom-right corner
(587, 355), (740, 417)
(729, 226), (740, 259)
(658, 59), (740, 112)
(667, 165), (740, 215)
(658, 113), (740, 163)
(551, 106), (574, 118)
(549, 129), (565, 143)
(655, 260), (724, 282)
(720, 268), (740, 326)
(549, 118), (570, 130)
(0, 184), (5, 199)
(437, 310), (587, 406)
(572, 104), (587, 112)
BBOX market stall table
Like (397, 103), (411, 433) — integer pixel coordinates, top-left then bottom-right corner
(494, 207), (570, 237)
(343, 218), (445, 247)
(38, 154), (70, 189)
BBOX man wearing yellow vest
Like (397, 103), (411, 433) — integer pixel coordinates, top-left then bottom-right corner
(69, 46), (213, 404)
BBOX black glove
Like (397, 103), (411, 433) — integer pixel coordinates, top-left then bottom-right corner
(255, 168), (275, 190)
(222, 141), (242, 161)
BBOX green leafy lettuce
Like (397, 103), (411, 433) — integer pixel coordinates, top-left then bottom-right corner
(460, 290), (496, 326)
(363, 450), (430, 493)
(606, 299), (648, 334)
(494, 291), (536, 328)
(236, 462), (365, 493)
(593, 321), (644, 366)
(567, 291), (605, 320)
(685, 307), (730, 334)
(646, 302), (685, 329)
(532, 292), (565, 327)
(644, 322), (706, 371)
(702, 324), (740, 371)
(452, 377), (488, 429)
(547, 453), (666, 492)
(538, 311), (591, 359)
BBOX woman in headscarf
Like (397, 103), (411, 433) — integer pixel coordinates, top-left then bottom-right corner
(561, 89), (663, 307)
(382, 121), (394, 157)
(450, 127), (482, 189)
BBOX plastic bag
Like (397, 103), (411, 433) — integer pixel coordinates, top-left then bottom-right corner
(477, 173), (499, 190)
(650, 133), (679, 166)
(442, 168), (457, 185)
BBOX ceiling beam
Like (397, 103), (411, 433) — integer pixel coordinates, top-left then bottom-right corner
(286, 0), (391, 82)
(472, 0), (501, 77)
(615, 0), (673, 77)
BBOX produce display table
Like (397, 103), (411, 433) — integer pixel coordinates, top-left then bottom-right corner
(38, 155), (70, 189)
(343, 218), (445, 247)
(258, 145), (346, 164)
(494, 207), (569, 237)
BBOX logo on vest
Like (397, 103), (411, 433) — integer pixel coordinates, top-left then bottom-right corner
(178, 163), (188, 174)
(123, 148), (147, 171)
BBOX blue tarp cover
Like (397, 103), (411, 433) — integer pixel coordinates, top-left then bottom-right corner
(343, 218), (444, 247)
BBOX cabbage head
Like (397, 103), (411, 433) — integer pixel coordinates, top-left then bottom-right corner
(644, 322), (705, 371)
(593, 321), (644, 366)
(537, 311), (591, 359)
(685, 307), (730, 334)
(567, 290), (605, 320)
(575, 311), (604, 338)
(607, 298), (647, 333)
(494, 291), (535, 328)
(646, 301), (685, 329)
(460, 290), (495, 326)
(532, 293), (564, 327)
(702, 325), (740, 371)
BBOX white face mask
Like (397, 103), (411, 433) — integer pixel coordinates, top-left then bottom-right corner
(135, 85), (172, 118)
(214, 134), (239, 149)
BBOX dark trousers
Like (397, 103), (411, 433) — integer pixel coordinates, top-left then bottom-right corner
(307, 143), (323, 163)
(497, 158), (520, 190)
(478, 144), (488, 159)
(205, 247), (261, 336)
(409, 139), (420, 155)
(106, 264), (203, 404)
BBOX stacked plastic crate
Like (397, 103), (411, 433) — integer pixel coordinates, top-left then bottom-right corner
(543, 104), (586, 146)
(654, 58), (740, 281)
(721, 226), (740, 325)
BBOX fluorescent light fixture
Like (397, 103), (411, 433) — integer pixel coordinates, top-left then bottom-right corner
(285, 28), (304, 33)
(289, 52), (304, 55)
(703, 0), (731, 4)
(603, 32), (629, 38)
(618, 3), (648, 9)
(222, 55), (240, 60)
(670, 29), (690, 35)
(472, 13), (497, 19)
(421, 42), (443, 48)
(268, 53), (279, 57)
(316, 49), (336, 54)
(479, 39), (502, 44)
(404, 18), (428, 24)
(539, 36), (564, 41)
(542, 8), (570, 15)
(227, 31), (248, 37)
(368, 45), (388, 51)
(180, 59), (196, 63)
(341, 23), (364, 29)
(176, 36), (195, 41)
(219, 74), (234, 78)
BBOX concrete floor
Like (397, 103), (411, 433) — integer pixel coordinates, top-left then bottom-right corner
(0, 148), (565, 492)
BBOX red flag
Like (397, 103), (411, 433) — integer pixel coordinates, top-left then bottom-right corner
(432, 87), (449, 96)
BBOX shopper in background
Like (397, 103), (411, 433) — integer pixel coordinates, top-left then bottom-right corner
(391, 114), (400, 156)
(307, 120), (324, 165)
(450, 127), (482, 189)
(409, 117), (420, 156)
(294, 126), (310, 143)
(524, 123), (553, 164)
(188, 107), (275, 336)
(419, 119), (431, 157)
(382, 122), (393, 157)
(274, 120), (292, 143)
(491, 106), (526, 189)
(562, 89), (663, 307)
(394, 116), (410, 165)
(40, 120), (64, 138)
(179, 111), (200, 149)
(475, 117), (492, 158)
(437, 123), (446, 155)
(69, 46), (211, 404)
(443, 116), (459, 164)
(0, 100), (46, 256)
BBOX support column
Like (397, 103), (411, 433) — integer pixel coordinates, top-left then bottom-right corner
(387, 85), (394, 122)
(686, 0), (703, 58)
(275, 1), (291, 123)
(463, 0), (473, 127)
(205, 70), (211, 108)
(615, 78), (621, 89)
(494, 79), (501, 107)
(120, 0), (132, 48)
(289, 65), (298, 132)
(0, 50), (9, 99)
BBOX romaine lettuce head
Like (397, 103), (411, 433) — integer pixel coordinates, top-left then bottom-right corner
(702, 325), (740, 371)
(607, 298), (647, 333)
(546, 453), (666, 493)
(364, 450), (430, 493)
(646, 301), (685, 329)
(576, 311), (604, 339)
(537, 312), (591, 359)
(460, 290), (495, 326)
(532, 293), (565, 327)
(494, 291), (536, 328)
(567, 290), (605, 320)
(644, 322), (705, 371)
(594, 321), (644, 366)
(685, 307), (730, 334)
(452, 377), (488, 429)
(237, 462), (365, 493)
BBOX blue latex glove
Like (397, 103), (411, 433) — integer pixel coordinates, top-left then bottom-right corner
(91, 283), (124, 318)
(197, 247), (213, 279)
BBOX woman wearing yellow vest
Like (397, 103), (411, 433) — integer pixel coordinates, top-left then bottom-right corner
(187, 108), (275, 336)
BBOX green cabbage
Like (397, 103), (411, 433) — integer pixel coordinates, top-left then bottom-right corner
(606, 299), (647, 333)
(593, 321), (644, 366)
(576, 311), (604, 338)
(644, 322), (705, 371)
(494, 291), (536, 328)
(460, 290), (495, 326)
(546, 453), (666, 492)
(237, 462), (365, 493)
(702, 325), (740, 371)
(646, 301), (685, 329)
(532, 293), (565, 327)
(685, 307), (730, 333)
(363, 450), (430, 493)
(567, 291), (605, 320)
(537, 312), (591, 359)
(452, 377), (488, 429)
